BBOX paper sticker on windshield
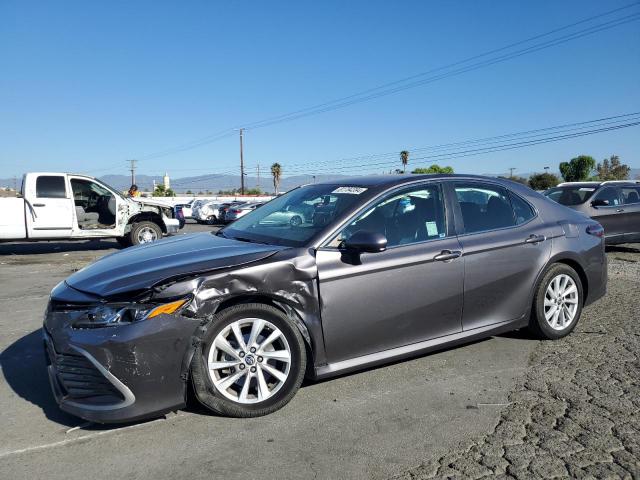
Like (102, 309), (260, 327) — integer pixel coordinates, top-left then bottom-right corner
(426, 221), (438, 236)
(332, 186), (368, 194)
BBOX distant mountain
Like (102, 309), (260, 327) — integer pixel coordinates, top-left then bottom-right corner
(2, 168), (638, 193)
(98, 173), (351, 194)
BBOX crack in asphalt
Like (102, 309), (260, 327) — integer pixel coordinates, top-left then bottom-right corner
(393, 258), (640, 479)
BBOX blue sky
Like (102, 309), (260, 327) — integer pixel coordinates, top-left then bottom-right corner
(1, 0), (639, 180)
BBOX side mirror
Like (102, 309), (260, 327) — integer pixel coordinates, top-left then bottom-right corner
(343, 230), (387, 253)
(591, 199), (610, 207)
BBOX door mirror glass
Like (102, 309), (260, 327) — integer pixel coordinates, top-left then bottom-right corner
(343, 230), (387, 253)
(591, 199), (610, 207)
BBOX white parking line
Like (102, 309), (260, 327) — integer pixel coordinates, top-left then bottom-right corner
(0, 414), (186, 460)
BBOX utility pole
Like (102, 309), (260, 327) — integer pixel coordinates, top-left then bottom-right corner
(509, 167), (516, 178)
(239, 129), (245, 195)
(128, 159), (137, 186)
(256, 163), (261, 190)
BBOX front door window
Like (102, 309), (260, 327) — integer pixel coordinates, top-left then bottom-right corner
(70, 179), (117, 229)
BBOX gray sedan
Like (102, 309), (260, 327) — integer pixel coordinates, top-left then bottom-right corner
(44, 174), (606, 422)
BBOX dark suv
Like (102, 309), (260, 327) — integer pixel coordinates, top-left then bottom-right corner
(544, 181), (640, 244)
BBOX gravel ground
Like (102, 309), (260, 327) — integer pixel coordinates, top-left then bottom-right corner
(395, 248), (640, 479)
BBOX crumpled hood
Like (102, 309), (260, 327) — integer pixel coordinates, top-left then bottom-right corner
(128, 197), (173, 209)
(65, 233), (285, 298)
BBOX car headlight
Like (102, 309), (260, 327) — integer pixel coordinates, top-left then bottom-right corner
(73, 299), (188, 329)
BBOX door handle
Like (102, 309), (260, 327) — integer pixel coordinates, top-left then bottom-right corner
(525, 234), (546, 244)
(616, 209), (625, 213)
(33, 203), (46, 207)
(434, 250), (462, 262)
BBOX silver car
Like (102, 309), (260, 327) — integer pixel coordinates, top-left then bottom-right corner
(225, 202), (264, 223)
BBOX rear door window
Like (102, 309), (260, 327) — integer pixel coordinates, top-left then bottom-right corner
(36, 176), (67, 198)
(454, 183), (515, 233)
(621, 186), (640, 205)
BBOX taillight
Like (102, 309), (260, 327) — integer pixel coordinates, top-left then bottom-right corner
(231, 209), (242, 214)
(586, 224), (604, 238)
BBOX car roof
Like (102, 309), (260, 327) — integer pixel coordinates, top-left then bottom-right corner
(312, 174), (527, 188)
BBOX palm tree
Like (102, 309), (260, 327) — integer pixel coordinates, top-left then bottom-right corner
(271, 162), (282, 194)
(400, 150), (409, 174)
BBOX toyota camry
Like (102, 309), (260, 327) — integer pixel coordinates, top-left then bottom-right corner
(43, 174), (607, 422)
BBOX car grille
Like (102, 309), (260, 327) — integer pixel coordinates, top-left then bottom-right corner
(45, 342), (124, 405)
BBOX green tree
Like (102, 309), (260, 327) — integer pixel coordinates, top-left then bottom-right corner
(528, 172), (560, 190)
(399, 150), (409, 173)
(153, 185), (175, 197)
(596, 155), (630, 181)
(271, 162), (282, 194)
(559, 155), (596, 182)
(412, 164), (454, 174)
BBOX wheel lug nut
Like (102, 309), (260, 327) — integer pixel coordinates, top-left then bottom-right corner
(250, 366), (257, 373)
(250, 347), (256, 353)
(257, 356), (263, 362)
(239, 352), (245, 358)
(239, 364), (245, 370)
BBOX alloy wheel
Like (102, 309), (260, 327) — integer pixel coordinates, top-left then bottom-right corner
(137, 226), (158, 243)
(207, 318), (292, 404)
(543, 273), (578, 330)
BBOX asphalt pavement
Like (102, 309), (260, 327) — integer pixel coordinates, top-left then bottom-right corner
(0, 224), (637, 479)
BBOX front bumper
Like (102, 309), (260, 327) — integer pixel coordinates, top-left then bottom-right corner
(44, 307), (200, 423)
(164, 217), (181, 234)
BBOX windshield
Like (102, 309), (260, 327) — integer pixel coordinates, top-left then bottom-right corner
(544, 186), (596, 206)
(219, 184), (368, 246)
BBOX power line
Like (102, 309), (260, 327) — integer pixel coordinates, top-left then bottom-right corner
(278, 118), (640, 175)
(132, 3), (640, 161)
(278, 112), (640, 173)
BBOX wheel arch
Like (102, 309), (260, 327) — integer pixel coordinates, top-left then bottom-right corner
(534, 253), (589, 307)
(180, 293), (315, 393)
(128, 212), (166, 233)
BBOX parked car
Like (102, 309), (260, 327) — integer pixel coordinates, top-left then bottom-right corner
(174, 199), (195, 219)
(224, 202), (264, 223)
(218, 201), (246, 223)
(0, 172), (182, 246)
(258, 203), (313, 226)
(193, 201), (223, 225)
(45, 174), (606, 423)
(543, 180), (640, 244)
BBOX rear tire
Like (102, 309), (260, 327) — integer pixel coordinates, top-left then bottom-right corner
(529, 263), (583, 339)
(205, 215), (217, 225)
(191, 303), (306, 417)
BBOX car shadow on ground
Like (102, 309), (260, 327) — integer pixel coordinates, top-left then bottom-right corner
(605, 244), (640, 254)
(0, 240), (121, 256)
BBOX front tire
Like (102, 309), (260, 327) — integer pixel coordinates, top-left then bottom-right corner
(129, 221), (162, 246)
(529, 263), (583, 339)
(191, 303), (307, 417)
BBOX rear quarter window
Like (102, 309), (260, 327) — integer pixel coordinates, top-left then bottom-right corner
(509, 193), (536, 225)
(36, 176), (67, 198)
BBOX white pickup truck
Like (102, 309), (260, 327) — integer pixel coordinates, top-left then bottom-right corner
(0, 172), (183, 246)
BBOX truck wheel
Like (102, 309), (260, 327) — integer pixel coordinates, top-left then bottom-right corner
(130, 221), (162, 246)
